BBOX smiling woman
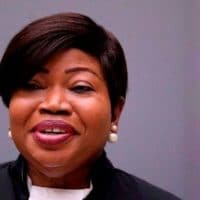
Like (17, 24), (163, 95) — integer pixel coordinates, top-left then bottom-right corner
(9, 48), (113, 184)
(0, 13), (180, 200)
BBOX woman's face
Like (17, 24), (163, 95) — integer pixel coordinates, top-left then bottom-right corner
(9, 48), (122, 186)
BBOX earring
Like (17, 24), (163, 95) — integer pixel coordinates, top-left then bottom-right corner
(8, 129), (12, 138)
(108, 132), (118, 143)
(111, 124), (118, 133)
(108, 124), (118, 143)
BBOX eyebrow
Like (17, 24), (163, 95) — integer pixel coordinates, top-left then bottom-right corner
(38, 67), (103, 80)
(65, 67), (102, 80)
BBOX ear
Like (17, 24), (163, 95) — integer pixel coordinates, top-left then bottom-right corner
(111, 97), (125, 125)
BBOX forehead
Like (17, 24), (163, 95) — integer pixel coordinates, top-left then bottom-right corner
(43, 48), (103, 75)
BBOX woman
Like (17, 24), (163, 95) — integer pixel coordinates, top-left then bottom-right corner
(0, 13), (180, 200)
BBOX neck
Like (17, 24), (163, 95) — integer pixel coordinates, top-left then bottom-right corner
(28, 164), (92, 189)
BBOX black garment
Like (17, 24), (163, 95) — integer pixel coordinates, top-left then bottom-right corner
(0, 153), (181, 200)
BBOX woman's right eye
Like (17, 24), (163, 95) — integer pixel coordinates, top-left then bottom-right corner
(22, 82), (43, 91)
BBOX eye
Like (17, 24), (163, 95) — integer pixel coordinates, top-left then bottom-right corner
(22, 81), (43, 91)
(70, 85), (94, 94)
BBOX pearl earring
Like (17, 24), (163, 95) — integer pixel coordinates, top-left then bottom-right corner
(108, 124), (118, 143)
(111, 124), (118, 132)
(8, 129), (12, 138)
(108, 133), (118, 143)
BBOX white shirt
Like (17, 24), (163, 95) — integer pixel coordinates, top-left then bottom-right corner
(27, 176), (93, 200)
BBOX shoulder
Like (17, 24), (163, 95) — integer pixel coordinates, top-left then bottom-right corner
(0, 161), (13, 174)
(112, 168), (181, 200)
(0, 160), (16, 184)
(0, 161), (17, 198)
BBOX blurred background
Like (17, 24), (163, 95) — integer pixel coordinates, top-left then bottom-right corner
(0, 1), (199, 199)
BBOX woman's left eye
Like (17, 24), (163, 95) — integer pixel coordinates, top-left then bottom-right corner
(70, 85), (94, 93)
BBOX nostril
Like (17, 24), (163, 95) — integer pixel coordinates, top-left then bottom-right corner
(55, 110), (70, 115)
(39, 108), (70, 115)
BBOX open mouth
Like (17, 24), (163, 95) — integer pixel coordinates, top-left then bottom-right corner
(31, 120), (77, 145)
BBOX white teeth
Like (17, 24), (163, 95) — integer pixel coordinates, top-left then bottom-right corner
(52, 128), (65, 133)
(42, 128), (65, 134)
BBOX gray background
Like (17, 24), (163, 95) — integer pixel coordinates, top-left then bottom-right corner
(0, 1), (199, 199)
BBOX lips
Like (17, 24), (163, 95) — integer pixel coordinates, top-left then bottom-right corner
(31, 120), (77, 145)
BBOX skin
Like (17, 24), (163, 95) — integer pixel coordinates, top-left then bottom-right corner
(9, 48), (123, 189)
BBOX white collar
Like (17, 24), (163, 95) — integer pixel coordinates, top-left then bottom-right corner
(27, 176), (93, 200)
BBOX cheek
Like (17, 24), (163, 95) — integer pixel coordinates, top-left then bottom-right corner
(74, 96), (112, 135)
(9, 99), (24, 128)
(9, 95), (38, 132)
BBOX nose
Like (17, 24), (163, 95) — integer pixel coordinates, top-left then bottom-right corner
(39, 87), (72, 115)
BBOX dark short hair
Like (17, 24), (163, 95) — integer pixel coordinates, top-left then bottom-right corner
(0, 12), (128, 111)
